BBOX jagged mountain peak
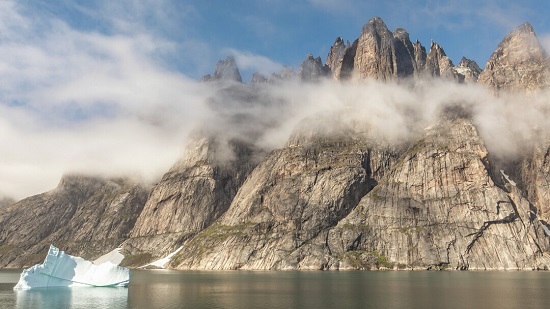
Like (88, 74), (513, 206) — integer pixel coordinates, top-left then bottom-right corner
(478, 21), (549, 91)
(201, 56), (243, 83)
(454, 56), (482, 83)
(512, 22), (536, 36)
(393, 28), (410, 40)
(299, 54), (329, 82)
(362, 17), (391, 37)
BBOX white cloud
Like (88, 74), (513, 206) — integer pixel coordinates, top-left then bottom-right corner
(0, 1), (212, 199)
(224, 49), (284, 76)
(1, 0), (549, 203)
(540, 34), (550, 55)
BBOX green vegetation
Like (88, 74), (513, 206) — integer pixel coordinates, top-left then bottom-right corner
(398, 226), (425, 234)
(340, 250), (398, 270)
(171, 222), (257, 266)
(120, 253), (153, 267)
(0, 244), (19, 255)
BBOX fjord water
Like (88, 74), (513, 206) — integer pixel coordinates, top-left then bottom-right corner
(2, 269), (550, 309)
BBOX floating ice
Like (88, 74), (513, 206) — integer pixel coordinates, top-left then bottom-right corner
(14, 245), (129, 290)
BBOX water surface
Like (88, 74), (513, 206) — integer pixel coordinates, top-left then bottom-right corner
(1, 269), (549, 308)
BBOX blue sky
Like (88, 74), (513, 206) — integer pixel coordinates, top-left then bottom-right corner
(13, 0), (549, 80)
(0, 0), (549, 199)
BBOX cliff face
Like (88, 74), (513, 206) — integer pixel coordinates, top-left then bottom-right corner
(0, 175), (148, 267)
(4, 17), (550, 271)
(170, 117), (403, 270)
(332, 17), (482, 82)
(165, 19), (550, 270)
(169, 111), (550, 270)
(326, 116), (550, 270)
(122, 136), (259, 264)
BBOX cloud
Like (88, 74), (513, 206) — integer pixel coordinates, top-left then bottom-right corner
(2, 0), (549, 203)
(223, 49), (285, 77)
(0, 1), (213, 199)
(540, 34), (550, 54)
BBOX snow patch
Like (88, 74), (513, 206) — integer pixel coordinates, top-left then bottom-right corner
(93, 247), (125, 265)
(140, 246), (183, 269)
(500, 170), (517, 186)
(14, 245), (129, 290)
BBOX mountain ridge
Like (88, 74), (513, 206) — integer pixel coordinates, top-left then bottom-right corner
(1, 17), (550, 270)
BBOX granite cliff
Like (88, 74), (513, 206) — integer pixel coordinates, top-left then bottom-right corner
(2, 17), (550, 270)
(0, 176), (148, 267)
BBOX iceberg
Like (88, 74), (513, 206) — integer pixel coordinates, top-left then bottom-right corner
(14, 245), (129, 290)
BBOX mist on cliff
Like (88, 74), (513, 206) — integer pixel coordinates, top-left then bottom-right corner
(2, 2), (550, 201)
(3, 62), (550, 201)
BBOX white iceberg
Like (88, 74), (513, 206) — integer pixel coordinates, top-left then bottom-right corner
(14, 245), (129, 290)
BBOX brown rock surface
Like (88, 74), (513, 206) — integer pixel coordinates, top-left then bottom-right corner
(0, 175), (148, 267)
(479, 23), (550, 91)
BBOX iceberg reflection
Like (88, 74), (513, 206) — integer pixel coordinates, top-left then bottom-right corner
(15, 286), (128, 309)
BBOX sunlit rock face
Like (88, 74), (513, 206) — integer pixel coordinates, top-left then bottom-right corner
(478, 23), (550, 92)
(169, 116), (404, 270)
(5, 18), (550, 271)
(123, 136), (260, 264)
(325, 116), (550, 270)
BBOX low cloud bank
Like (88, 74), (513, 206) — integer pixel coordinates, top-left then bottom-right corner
(1, 2), (549, 201)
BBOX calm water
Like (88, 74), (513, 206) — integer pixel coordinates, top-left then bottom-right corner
(1, 269), (550, 308)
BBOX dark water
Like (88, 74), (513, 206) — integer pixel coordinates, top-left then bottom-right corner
(1, 269), (550, 308)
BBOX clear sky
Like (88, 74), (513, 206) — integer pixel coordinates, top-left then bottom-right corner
(0, 0), (549, 199)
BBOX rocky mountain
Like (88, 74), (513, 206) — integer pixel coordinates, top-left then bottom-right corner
(479, 23), (550, 91)
(326, 115), (550, 270)
(201, 56), (243, 83)
(122, 136), (261, 265)
(0, 175), (148, 267)
(455, 57), (482, 83)
(2, 17), (550, 270)
(299, 54), (330, 82)
(321, 17), (482, 83)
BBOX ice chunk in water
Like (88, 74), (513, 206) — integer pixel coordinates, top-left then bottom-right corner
(14, 245), (129, 290)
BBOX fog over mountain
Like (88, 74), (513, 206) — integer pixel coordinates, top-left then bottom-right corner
(2, 15), (550, 271)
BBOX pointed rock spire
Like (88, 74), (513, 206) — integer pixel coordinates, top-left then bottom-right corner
(479, 22), (550, 91)
(326, 37), (349, 80)
(299, 54), (330, 82)
(425, 41), (457, 79)
(454, 57), (482, 83)
(392, 28), (416, 77)
(354, 17), (396, 80)
(201, 56), (242, 83)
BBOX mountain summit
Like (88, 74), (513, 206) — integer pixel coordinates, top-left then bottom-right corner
(2, 18), (550, 270)
(479, 22), (550, 91)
